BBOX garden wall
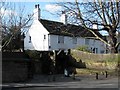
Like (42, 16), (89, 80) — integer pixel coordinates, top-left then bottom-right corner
(2, 52), (31, 83)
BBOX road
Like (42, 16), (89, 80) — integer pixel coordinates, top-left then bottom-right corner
(1, 74), (119, 90)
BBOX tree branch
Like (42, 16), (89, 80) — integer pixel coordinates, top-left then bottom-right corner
(89, 29), (110, 46)
(110, 2), (116, 26)
(115, 1), (120, 28)
(115, 41), (120, 49)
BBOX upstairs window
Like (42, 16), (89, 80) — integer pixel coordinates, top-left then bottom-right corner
(44, 35), (46, 39)
(58, 36), (64, 43)
(73, 37), (77, 44)
(29, 36), (31, 43)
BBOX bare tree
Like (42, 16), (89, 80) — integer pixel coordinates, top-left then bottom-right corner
(56, 0), (120, 53)
(0, 2), (33, 52)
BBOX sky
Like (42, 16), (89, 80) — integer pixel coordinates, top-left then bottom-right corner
(1, 0), (113, 35)
(21, 2), (62, 22)
(1, 0), (90, 22)
(1, 1), (64, 22)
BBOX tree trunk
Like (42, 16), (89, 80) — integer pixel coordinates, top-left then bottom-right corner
(108, 28), (118, 53)
(111, 46), (118, 53)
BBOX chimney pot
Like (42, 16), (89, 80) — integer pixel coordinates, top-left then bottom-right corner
(35, 5), (37, 8)
(38, 4), (39, 8)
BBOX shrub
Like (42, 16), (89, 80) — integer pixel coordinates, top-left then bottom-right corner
(76, 45), (90, 52)
(25, 50), (40, 59)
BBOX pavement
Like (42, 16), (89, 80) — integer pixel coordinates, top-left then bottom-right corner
(1, 74), (119, 90)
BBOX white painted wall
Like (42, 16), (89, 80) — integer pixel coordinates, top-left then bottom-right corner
(49, 35), (72, 50)
(48, 35), (105, 54)
(24, 26), (106, 53)
(48, 35), (81, 51)
(76, 37), (85, 47)
(84, 38), (106, 54)
(24, 20), (49, 51)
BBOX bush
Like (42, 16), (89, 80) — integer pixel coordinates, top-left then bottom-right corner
(76, 45), (90, 52)
(25, 50), (40, 59)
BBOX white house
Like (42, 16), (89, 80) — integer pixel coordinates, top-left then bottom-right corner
(24, 4), (106, 54)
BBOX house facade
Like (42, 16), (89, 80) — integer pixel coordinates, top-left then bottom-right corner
(24, 4), (106, 54)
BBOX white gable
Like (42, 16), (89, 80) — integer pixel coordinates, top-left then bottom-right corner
(24, 19), (49, 51)
(30, 20), (49, 35)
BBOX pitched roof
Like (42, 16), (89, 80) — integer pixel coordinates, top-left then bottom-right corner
(40, 19), (101, 37)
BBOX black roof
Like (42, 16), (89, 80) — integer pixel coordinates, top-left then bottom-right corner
(40, 19), (101, 37)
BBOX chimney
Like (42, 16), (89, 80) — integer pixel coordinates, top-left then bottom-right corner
(60, 11), (67, 25)
(33, 4), (40, 20)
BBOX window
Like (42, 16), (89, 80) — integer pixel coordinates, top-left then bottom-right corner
(92, 48), (98, 53)
(100, 50), (104, 54)
(44, 35), (46, 39)
(29, 36), (31, 43)
(73, 37), (77, 44)
(58, 36), (64, 43)
(92, 48), (95, 53)
(85, 38), (90, 45)
(96, 48), (98, 54)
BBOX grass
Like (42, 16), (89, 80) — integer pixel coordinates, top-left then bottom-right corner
(76, 68), (104, 75)
(71, 49), (119, 70)
(71, 49), (119, 62)
(71, 50), (119, 77)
